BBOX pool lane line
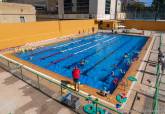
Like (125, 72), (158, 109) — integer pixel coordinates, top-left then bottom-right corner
(40, 36), (110, 60)
(64, 38), (119, 69)
(46, 37), (117, 67)
(101, 41), (138, 82)
(61, 36), (110, 52)
(29, 40), (80, 56)
(40, 51), (61, 60)
(28, 34), (99, 57)
(81, 38), (133, 76)
(74, 37), (117, 55)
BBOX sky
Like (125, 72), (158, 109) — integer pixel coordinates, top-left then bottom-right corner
(140, 0), (153, 6)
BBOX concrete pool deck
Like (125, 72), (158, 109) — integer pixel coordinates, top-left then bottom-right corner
(0, 32), (165, 114)
(0, 67), (76, 114)
(122, 32), (165, 114)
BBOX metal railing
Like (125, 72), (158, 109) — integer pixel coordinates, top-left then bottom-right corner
(0, 54), (122, 114)
(152, 34), (162, 114)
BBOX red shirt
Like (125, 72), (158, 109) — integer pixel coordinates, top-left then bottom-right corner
(72, 68), (80, 79)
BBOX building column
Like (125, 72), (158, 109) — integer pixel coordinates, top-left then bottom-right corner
(58, 0), (64, 19)
(72, 0), (77, 13)
(89, 0), (98, 18)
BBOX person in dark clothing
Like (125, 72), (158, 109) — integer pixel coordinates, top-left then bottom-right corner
(161, 56), (165, 74)
(158, 47), (163, 63)
(112, 29), (114, 34)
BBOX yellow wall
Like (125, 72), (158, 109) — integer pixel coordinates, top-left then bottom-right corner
(60, 20), (97, 36)
(123, 20), (165, 31)
(99, 20), (118, 30)
(0, 20), (98, 50)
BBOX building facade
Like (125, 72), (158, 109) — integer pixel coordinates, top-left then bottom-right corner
(0, 3), (36, 23)
(1, 0), (124, 20)
(58, 0), (123, 20)
(3, 0), (48, 14)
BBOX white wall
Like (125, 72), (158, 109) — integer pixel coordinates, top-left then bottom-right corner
(110, 0), (117, 19)
(97, 0), (111, 20)
(117, 0), (122, 12)
(96, 0), (118, 20)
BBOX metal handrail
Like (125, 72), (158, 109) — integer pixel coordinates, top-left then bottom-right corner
(152, 34), (162, 114)
(152, 64), (160, 114)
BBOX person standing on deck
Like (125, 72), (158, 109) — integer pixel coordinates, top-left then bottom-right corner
(92, 27), (95, 33)
(158, 47), (163, 63)
(72, 66), (81, 91)
(161, 56), (165, 74)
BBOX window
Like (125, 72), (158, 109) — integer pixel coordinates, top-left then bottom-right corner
(64, 0), (73, 14)
(64, 0), (89, 14)
(77, 0), (89, 14)
(105, 0), (111, 14)
(20, 16), (25, 23)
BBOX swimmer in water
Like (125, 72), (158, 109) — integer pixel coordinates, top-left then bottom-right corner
(80, 59), (87, 66)
(111, 71), (115, 77)
(113, 64), (118, 68)
(30, 56), (33, 60)
(119, 69), (125, 74)
(127, 59), (131, 66)
(124, 53), (129, 59)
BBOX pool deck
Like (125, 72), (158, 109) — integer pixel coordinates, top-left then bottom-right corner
(0, 67), (76, 114)
(123, 32), (165, 114)
(0, 31), (165, 113)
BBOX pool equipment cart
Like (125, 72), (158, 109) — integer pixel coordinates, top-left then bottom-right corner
(61, 93), (80, 109)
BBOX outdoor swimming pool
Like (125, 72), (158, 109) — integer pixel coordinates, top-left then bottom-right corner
(16, 33), (147, 93)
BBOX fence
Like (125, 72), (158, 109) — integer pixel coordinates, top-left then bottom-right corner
(152, 34), (162, 114)
(0, 55), (122, 114)
(125, 11), (165, 20)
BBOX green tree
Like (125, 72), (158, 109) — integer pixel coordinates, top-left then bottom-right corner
(152, 0), (165, 20)
(127, 2), (145, 11)
(152, 0), (165, 9)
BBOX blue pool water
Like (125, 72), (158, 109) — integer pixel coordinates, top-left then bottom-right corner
(16, 33), (147, 93)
